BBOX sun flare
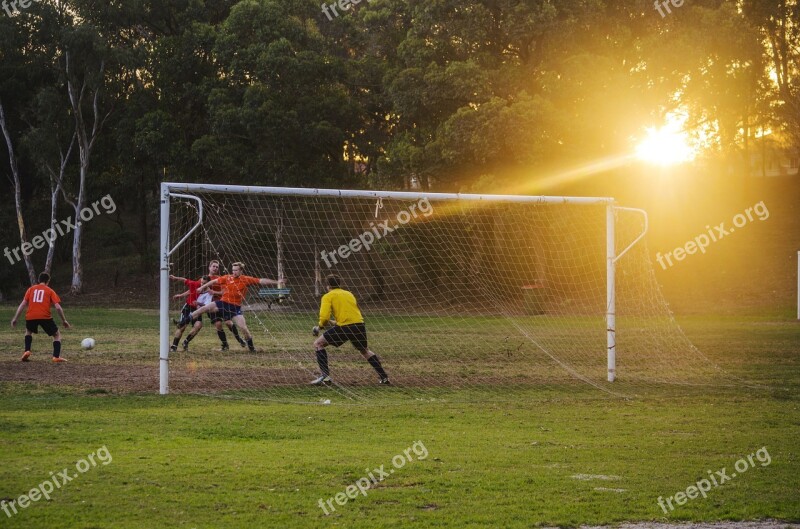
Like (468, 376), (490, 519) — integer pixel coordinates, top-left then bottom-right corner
(636, 115), (696, 166)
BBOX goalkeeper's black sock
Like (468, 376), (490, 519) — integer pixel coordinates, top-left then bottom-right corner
(217, 330), (228, 346)
(25, 335), (32, 351)
(172, 337), (180, 348)
(246, 338), (255, 351)
(185, 333), (196, 344)
(53, 341), (61, 358)
(316, 349), (329, 377)
(367, 355), (388, 379)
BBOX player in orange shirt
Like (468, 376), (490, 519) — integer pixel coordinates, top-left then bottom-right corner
(192, 262), (284, 352)
(10, 272), (71, 363)
(206, 260), (246, 350)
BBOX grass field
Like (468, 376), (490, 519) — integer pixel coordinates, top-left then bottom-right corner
(0, 308), (799, 528)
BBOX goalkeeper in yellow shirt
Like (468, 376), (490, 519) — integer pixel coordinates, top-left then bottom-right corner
(311, 274), (390, 385)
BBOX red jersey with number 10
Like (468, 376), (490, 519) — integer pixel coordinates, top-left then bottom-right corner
(24, 283), (61, 320)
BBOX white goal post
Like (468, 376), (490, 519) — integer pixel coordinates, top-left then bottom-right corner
(159, 183), (648, 395)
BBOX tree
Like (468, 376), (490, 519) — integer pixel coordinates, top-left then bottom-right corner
(64, 41), (112, 293)
(0, 98), (37, 284)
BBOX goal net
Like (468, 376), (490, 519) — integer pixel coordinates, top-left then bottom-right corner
(160, 184), (726, 402)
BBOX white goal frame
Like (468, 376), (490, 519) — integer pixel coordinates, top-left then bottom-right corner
(159, 183), (648, 394)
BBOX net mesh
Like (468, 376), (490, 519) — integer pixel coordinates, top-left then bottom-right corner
(165, 188), (728, 402)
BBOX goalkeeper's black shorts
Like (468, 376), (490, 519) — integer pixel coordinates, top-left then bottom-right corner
(323, 323), (368, 350)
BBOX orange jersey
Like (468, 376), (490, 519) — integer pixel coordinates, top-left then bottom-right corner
(217, 275), (260, 306)
(24, 283), (61, 320)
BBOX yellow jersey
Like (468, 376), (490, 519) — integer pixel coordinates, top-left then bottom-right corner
(319, 288), (364, 327)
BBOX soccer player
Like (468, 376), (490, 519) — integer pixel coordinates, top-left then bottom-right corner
(10, 272), (71, 363)
(311, 274), (389, 385)
(192, 262), (284, 352)
(169, 274), (208, 351)
(207, 260), (246, 351)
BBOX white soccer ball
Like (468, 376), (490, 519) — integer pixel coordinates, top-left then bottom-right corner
(81, 338), (96, 350)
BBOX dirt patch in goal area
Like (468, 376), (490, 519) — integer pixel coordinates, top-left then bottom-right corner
(0, 361), (450, 394)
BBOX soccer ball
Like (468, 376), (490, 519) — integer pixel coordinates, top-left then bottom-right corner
(81, 338), (96, 350)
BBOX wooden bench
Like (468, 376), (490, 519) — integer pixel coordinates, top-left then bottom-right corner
(256, 287), (291, 309)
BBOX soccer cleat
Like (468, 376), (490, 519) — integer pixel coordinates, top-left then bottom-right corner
(310, 375), (332, 386)
(170, 345), (177, 352)
(182, 341), (189, 352)
(221, 344), (229, 352)
(52, 357), (67, 363)
(20, 351), (31, 362)
(237, 338), (246, 347)
(249, 347), (256, 353)
(379, 377), (391, 385)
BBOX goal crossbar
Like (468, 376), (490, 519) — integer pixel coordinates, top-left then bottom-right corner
(163, 182), (614, 205)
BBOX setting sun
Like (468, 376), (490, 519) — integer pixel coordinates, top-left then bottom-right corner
(636, 115), (696, 166)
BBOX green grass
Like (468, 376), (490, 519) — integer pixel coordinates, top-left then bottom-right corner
(0, 308), (799, 528)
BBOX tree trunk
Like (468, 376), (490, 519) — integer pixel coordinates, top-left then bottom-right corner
(66, 52), (108, 294)
(44, 185), (60, 275)
(45, 131), (76, 274)
(0, 97), (37, 284)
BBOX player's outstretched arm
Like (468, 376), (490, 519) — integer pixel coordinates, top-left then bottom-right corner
(10, 299), (27, 327)
(54, 303), (71, 329)
(174, 290), (190, 300)
(196, 278), (220, 293)
(169, 274), (188, 282)
(258, 277), (286, 287)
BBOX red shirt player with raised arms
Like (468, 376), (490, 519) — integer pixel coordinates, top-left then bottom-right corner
(11, 272), (71, 363)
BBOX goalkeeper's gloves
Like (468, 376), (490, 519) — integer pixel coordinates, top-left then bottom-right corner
(312, 326), (320, 337)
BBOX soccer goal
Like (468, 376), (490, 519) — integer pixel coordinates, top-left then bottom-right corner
(159, 183), (722, 401)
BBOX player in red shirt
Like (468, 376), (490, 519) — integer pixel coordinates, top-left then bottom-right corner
(169, 274), (209, 352)
(192, 262), (284, 352)
(10, 272), (71, 363)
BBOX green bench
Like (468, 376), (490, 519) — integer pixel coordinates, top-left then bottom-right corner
(256, 287), (291, 309)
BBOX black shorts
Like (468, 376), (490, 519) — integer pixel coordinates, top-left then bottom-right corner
(26, 319), (58, 336)
(323, 323), (368, 350)
(179, 305), (201, 327)
(215, 301), (242, 322)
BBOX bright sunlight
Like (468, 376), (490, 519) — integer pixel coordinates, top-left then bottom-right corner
(636, 114), (697, 166)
